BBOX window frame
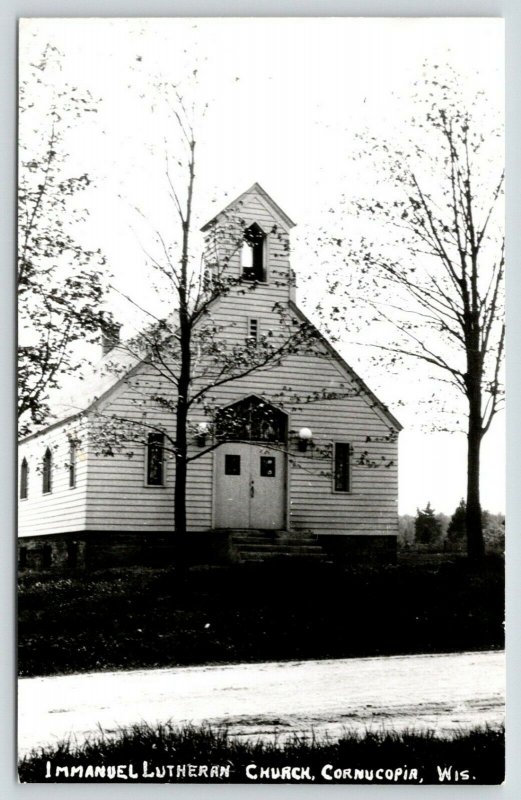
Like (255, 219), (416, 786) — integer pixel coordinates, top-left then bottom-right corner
(145, 432), (166, 487)
(20, 457), (28, 500)
(241, 223), (267, 283)
(42, 447), (52, 495)
(224, 453), (241, 476)
(68, 440), (77, 489)
(247, 316), (260, 343)
(332, 441), (351, 494)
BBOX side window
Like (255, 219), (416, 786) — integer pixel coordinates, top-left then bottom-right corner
(20, 458), (28, 499)
(69, 440), (77, 489)
(42, 448), (52, 494)
(241, 223), (266, 282)
(247, 318), (259, 343)
(146, 433), (165, 486)
(333, 442), (351, 493)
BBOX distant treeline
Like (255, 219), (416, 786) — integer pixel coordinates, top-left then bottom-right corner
(399, 501), (504, 553)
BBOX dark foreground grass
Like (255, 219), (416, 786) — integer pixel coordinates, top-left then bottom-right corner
(19, 723), (505, 784)
(18, 557), (504, 677)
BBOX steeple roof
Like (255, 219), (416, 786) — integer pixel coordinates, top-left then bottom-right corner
(201, 182), (296, 232)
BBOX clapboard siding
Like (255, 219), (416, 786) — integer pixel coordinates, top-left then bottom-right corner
(82, 361), (214, 532)
(18, 184), (400, 544)
(78, 333), (398, 536)
(18, 421), (88, 537)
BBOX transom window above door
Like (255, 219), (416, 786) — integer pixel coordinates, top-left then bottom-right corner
(215, 395), (287, 443)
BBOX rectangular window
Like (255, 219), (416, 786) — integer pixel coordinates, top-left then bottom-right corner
(248, 318), (259, 342)
(20, 459), (28, 500)
(225, 454), (241, 475)
(260, 456), (276, 477)
(42, 448), (52, 494)
(334, 442), (351, 492)
(147, 433), (165, 486)
(69, 441), (77, 489)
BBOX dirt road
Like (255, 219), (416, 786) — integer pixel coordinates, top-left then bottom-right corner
(18, 650), (504, 757)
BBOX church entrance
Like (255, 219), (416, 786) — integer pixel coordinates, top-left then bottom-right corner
(213, 396), (287, 530)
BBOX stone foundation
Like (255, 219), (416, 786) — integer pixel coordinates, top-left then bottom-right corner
(319, 534), (397, 565)
(17, 531), (237, 572)
(18, 531), (397, 571)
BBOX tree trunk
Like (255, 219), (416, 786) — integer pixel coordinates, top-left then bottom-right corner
(174, 405), (188, 538)
(173, 138), (195, 564)
(173, 358), (190, 568)
(466, 394), (485, 561)
(174, 315), (191, 542)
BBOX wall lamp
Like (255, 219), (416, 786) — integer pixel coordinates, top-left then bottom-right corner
(298, 427), (313, 452)
(195, 422), (211, 447)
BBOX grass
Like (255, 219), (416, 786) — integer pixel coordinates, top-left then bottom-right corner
(18, 722), (505, 784)
(18, 557), (504, 677)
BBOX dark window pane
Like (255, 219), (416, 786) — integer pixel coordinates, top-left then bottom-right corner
(334, 443), (350, 492)
(260, 456), (276, 477)
(242, 223), (265, 282)
(69, 442), (76, 488)
(20, 459), (28, 499)
(225, 454), (241, 475)
(42, 448), (52, 494)
(147, 433), (165, 485)
(216, 396), (287, 443)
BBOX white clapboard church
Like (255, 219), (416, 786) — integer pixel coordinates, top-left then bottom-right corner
(18, 184), (401, 569)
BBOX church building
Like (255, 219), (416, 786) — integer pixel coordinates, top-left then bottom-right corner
(18, 184), (401, 569)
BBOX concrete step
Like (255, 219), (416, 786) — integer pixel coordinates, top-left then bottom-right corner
(231, 535), (318, 546)
(237, 543), (324, 554)
(239, 550), (326, 562)
(217, 528), (316, 538)
(220, 527), (326, 564)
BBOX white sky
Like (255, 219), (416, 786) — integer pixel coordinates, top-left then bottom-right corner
(19, 17), (505, 515)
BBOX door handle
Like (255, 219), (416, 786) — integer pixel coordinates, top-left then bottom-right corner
(250, 479), (255, 498)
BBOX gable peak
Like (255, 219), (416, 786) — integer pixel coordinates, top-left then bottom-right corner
(201, 183), (296, 232)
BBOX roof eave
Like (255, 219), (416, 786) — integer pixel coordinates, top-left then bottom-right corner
(288, 300), (403, 432)
(201, 182), (296, 232)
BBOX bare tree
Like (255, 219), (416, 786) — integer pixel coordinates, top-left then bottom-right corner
(321, 67), (504, 560)
(89, 88), (323, 544)
(18, 44), (109, 435)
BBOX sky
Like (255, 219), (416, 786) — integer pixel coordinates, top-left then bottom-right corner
(19, 17), (505, 515)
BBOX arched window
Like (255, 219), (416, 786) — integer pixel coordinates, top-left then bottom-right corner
(215, 396), (287, 443)
(146, 432), (165, 486)
(20, 458), (28, 500)
(42, 448), (52, 494)
(241, 223), (266, 282)
(69, 440), (77, 488)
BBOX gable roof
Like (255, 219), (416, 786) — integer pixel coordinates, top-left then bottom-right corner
(19, 347), (142, 443)
(21, 297), (402, 444)
(20, 183), (400, 441)
(201, 182), (296, 232)
(288, 300), (403, 432)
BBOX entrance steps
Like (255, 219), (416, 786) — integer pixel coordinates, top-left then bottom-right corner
(225, 529), (327, 564)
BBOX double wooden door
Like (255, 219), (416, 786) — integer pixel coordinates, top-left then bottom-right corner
(214, 443), (286, 529)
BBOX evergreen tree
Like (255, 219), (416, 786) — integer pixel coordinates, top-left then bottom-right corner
(415, 502), (442, 546)
(446, 499), (467, 549)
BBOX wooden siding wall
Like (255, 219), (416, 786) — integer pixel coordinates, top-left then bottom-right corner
(18, 422), (88, 537)
(207, 193), (293, 299)
(196, 354), (398, 538)
(84, 363), (206, 533)
(18, 187), (399, 540)
(81, 289), (398, 538)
